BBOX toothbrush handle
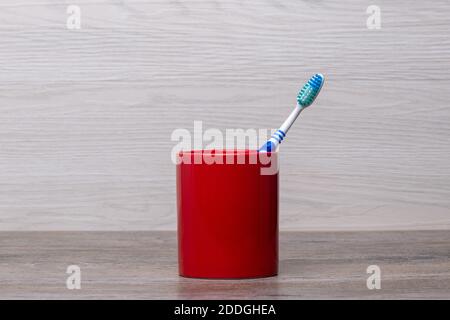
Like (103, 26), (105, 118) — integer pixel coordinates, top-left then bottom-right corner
(279, 105), (303, 135)
(262, 106), (303, 151)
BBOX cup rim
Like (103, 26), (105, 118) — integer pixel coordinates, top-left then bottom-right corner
(178, 149), (278, 156)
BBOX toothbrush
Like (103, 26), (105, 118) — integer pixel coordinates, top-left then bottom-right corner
(259, 73), (325, 152)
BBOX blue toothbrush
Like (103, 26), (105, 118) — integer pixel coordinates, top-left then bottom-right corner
(259, 74), (325, 152)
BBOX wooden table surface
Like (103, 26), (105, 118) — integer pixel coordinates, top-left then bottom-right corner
(0, 230), (448, 299)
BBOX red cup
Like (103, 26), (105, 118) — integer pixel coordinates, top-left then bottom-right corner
(177, 149), (278, 279)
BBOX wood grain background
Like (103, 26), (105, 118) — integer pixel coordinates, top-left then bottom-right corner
(0, 0), (449, 230)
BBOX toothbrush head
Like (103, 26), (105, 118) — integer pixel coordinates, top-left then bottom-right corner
(297, 73), (325, 108)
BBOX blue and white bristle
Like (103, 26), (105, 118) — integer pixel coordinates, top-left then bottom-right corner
(297, 73), (324, 108)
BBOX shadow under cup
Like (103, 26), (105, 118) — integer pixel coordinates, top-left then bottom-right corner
(177, 149), (278, 279)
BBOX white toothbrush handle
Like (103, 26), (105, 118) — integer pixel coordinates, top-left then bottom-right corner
(279, 104), (303, 135)
(266, 105), (304, 150)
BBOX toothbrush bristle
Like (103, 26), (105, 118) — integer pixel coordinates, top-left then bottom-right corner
(297, 73), (324, 108)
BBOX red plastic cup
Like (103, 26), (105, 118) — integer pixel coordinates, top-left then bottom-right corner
(177, 149), (278, 279)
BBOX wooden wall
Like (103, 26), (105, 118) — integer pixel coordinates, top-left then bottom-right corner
(0, 0), (449, 230)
